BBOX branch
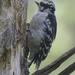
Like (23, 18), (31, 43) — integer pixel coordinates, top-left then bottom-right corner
(58, 62), (75, 75)
(32, 47), (75, 75)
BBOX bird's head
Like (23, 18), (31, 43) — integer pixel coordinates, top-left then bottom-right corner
(35, 0), (56, 14)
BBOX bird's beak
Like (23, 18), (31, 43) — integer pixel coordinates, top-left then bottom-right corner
(35, 1), (39, 6)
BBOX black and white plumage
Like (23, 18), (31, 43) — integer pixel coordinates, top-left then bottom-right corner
(28, 0), (57, 69)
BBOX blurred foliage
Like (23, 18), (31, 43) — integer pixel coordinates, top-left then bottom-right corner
(27, 0), (75, 75)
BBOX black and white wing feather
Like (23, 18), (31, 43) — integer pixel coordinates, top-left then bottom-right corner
(34, 14), (57, 69)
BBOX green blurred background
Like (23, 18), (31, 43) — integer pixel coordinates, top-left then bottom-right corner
(27, 0), (75, 75)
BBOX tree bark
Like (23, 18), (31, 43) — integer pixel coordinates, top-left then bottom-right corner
(0, 0), (29, 75)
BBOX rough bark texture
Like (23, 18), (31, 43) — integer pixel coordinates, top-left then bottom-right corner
(0, 0), (29, 75)
(0, 0), (12, 75)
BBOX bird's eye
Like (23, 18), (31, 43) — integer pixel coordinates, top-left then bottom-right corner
(40, 2), (44, 6)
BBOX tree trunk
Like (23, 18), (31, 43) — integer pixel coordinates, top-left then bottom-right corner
(0, 0), (29, 75)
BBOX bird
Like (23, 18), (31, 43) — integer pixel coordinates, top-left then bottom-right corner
(27, 0), (57, 69)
